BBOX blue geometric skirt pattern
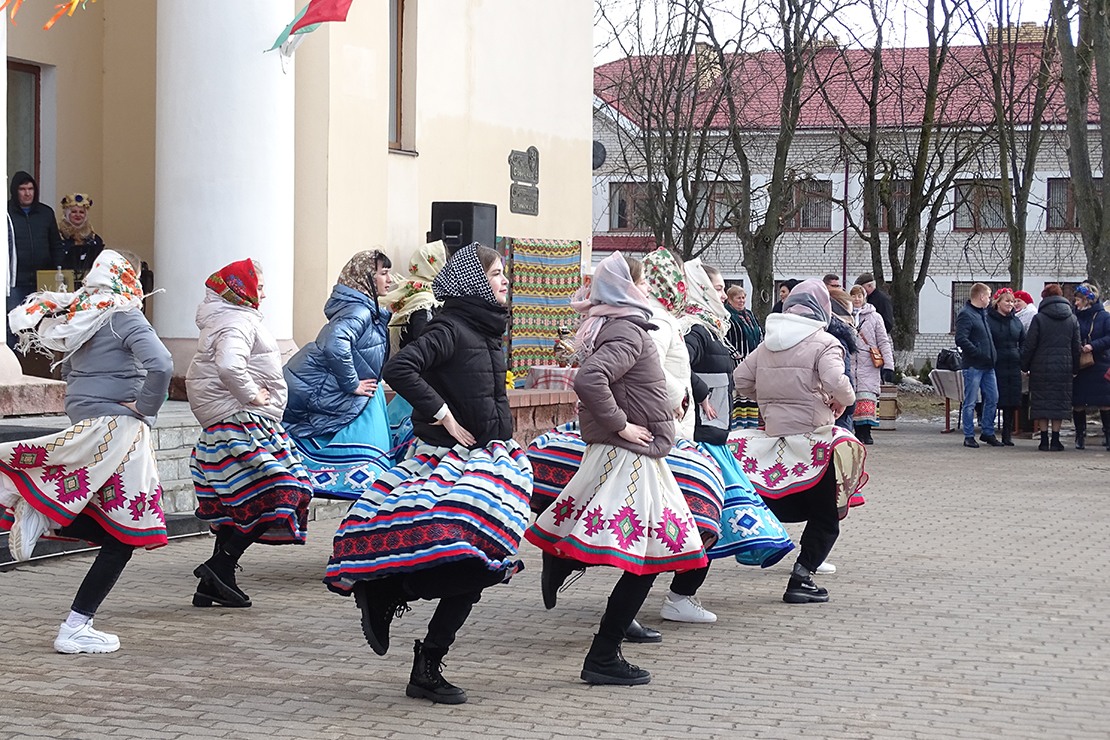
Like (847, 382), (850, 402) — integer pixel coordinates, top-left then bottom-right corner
(701, 442), (794, 568)
(291, 391), (394, 500)
(323, 440), (533, 595)
(526, 423), (724, 547)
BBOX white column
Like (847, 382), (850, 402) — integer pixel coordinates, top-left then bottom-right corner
(154, 0), (295, 351)
(0, 16), (21, 383)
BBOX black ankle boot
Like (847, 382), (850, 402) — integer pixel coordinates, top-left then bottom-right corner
(624, 618), (662, 644)
(541, 551), (584, 610)
(580, 633), (651, 685)
(854, 424), (874, 445)
(192, 577), (252, 608)
(1050, 431), (1064, 451)
(406, 640), (467, 704)
(1101, 411), (1110, 449)
(1074, 411), (1087, 449)
(193, 552), (250, 607)
(353, 578), (410, 656)
(1038, 431), (1049, 451)
(783, 562), (829, 604)
(1001, 413), (1014, 446)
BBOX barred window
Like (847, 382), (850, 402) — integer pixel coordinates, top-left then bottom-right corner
(784, 179), (833, 231)
(609, 182), (660, 231)
(954, 181), (1006, 232)
(1047, 178), (1100, 231)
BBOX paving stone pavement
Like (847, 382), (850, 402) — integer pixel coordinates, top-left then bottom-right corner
(2, 420), (1108, 739)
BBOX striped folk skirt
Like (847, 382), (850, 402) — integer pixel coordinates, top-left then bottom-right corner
(192, 412), (313, 545)
(0, 415), (167, 549)
(324, 440), (533, 595)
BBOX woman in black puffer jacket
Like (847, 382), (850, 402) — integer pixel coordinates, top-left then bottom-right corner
(1021, 284), (1081, 451)
(986, 289), (1025, 446)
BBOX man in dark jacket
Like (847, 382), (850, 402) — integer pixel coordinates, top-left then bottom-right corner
(7, 171), (62, 346)
(854, 272), (895, 333)
(955, 282), (1001, 448)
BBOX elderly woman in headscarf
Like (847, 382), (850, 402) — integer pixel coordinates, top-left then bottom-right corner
(1, 250), (172, 654)
(732, 278), (866, 604)
(324, 243), (532, 706)
(527, 252), (706, 688)
(187, 258), (313, 609)
(282, 250), (394, 498)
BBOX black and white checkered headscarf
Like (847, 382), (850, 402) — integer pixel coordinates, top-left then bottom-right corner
(432, 242), (499, 304)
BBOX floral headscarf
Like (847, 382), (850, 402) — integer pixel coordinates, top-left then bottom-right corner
(641, 248), (687, 319)
(382, 241), (446, 327)
(432, 243), (499, 304)
(337, 249), (388, 299)
(573, 252), (653, 357)
(682, 259), (730, 340)
(205, 259), (260, 309)
(9, 249), (145, 364)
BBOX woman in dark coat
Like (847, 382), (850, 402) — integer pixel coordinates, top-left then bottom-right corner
(1021, 284), (1081, 451)
(986, 288), (1025, 446)
(1071, 283), (1110, 449)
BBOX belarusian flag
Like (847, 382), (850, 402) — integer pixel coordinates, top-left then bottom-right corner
(268, 0), (354, 52)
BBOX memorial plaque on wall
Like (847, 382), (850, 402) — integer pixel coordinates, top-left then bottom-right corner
(509, 146), (540, 215)
(510, 183), (539, 216)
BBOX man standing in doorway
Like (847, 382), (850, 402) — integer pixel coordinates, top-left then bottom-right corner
(7, 171), (62, 347)
(955, 282), (1002, 448)
(854, 272), (894, 334)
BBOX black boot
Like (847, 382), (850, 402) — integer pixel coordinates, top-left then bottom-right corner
(783, 562), (829, 604)
(854, 424), (874, 445)
(580, 633), (651, 685)
(193, 549), (250, 608)
(1038, 431), (1049, 451)
(405, 640), (467, 704)
(624, 618), (662, 644)
(1074, 410), (1087, 449)
(1000, 412), (1014, 446)
(353, 578), (410, 656)
(1101, 410), (1110, 449)
(1050, 431), (1065, 452)
(541, 551), (584, 610)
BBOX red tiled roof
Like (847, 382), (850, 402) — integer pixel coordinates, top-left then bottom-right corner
(595, 43), (1094, 131)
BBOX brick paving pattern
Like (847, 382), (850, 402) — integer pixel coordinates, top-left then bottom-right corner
(2, 421), (1107, 739)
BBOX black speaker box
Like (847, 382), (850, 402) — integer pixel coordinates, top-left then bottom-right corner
(428, 202), (497, 255)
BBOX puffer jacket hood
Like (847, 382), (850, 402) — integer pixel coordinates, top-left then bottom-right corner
(1038, 295), (1073, 321)
(763, 312), (826, 351)
(8, 171), (38, 206)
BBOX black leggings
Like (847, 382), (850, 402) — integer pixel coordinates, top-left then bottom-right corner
(599, 571), (658, 643)
(398, 560), (508, 651)
(761, 464), (839, 573)
(58, 514), (136, 618)
(669, 563), (709, 597)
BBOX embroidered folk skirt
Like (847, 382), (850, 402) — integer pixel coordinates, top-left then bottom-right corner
(727, 425), (869, 520)
(526, 444), (708, 576)
(324, 440), (533, 595)
(701, 442), (794, 567)
(0, 415), (167, 549)
(291, 392), (393, 501)
(192, 411), (313, 545)
(527, 424), (724, 547)
(853, 390), (880, 427)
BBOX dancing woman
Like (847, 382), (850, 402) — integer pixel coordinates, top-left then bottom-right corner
(187, 259), (313, 608)
(527, 252), (706, 686)
(1, 250), (171, 653)
(283, 250), (394, 498)
(324, 244), (531, 705)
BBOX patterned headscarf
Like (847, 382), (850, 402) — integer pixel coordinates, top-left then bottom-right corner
(432, 243), (499, 304)
(783, 278), (832, 327)
(9, 249), (145, 364)
(337, 249), (388, 299)
(381, 241), (446, 327)
(205, 259), (260, 309)
(641, 248), (687, 319)
(1075, 283), (1100, 302)
(682, 259), (730, 340)
(573, 252), (653, 357)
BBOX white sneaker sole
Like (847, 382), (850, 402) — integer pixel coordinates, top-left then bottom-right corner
(815, 564), (837, 575)
(659, 604), (718, 624)
(9, 500), (48, 562)
(54, 639), (121, 654)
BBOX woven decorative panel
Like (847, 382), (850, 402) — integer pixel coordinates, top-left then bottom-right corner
(506, 238), (582, 380)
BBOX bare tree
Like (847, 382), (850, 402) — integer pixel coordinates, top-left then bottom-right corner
(1050, 0), (1110, 289)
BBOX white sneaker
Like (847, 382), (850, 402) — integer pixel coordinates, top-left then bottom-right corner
(815, 561), (837, 575)
(660, 593), (717, 623)
(54, 621), (121, 654)
(8, 498), (50, 562)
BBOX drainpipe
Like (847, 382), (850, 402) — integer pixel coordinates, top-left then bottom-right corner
(842, 138), (850, 282)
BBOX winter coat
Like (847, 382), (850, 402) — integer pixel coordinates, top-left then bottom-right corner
(986, 309), (1025, 408)
(955, 301), (997, 369)
(59, 232), (105, 281)
(645, 303), (695, 440)
(7, 171), (62, 292)
(1072, 300), (1110, 407)
(62, 310), (172, 427)
(868, 287), (895, 333)
(1020, 296), (1080, 420)
(382, 296), (512, 449)
(685, 323), (736, 445)
(575, 315), (675, 458)
(850, 303), (893, 398)
(186, 292), (288, 429)
(734, 313), (856, 437)
(283, 285), (391, 439)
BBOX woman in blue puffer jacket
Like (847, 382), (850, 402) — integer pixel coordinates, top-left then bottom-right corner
(283, 250), (394, 498)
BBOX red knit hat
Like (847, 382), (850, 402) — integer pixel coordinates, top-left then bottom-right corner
(1013, 290), (1034, 305)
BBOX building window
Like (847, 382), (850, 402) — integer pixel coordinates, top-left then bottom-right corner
(784, 179), (832, 231)
(691, 182), (741, 231)
(953, 181), (1006, 231)
(864, 179), (911, 232)
(7, 61), (40, 180)
(1047, 177), (1102, 231)
(388, 0), (404, 149)
(609, 182), (658, 231)
(950, 280), (1008, 331)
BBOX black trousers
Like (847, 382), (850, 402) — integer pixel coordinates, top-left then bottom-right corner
(761, 463), (839, 573)
(599, 571), (658, 644)
(397, 560), (508, 651)
(57, 514), (136, 618)
(669, 563), (709, 597)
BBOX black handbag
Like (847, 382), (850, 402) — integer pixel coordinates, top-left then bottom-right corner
(936, 348), (962, 372)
